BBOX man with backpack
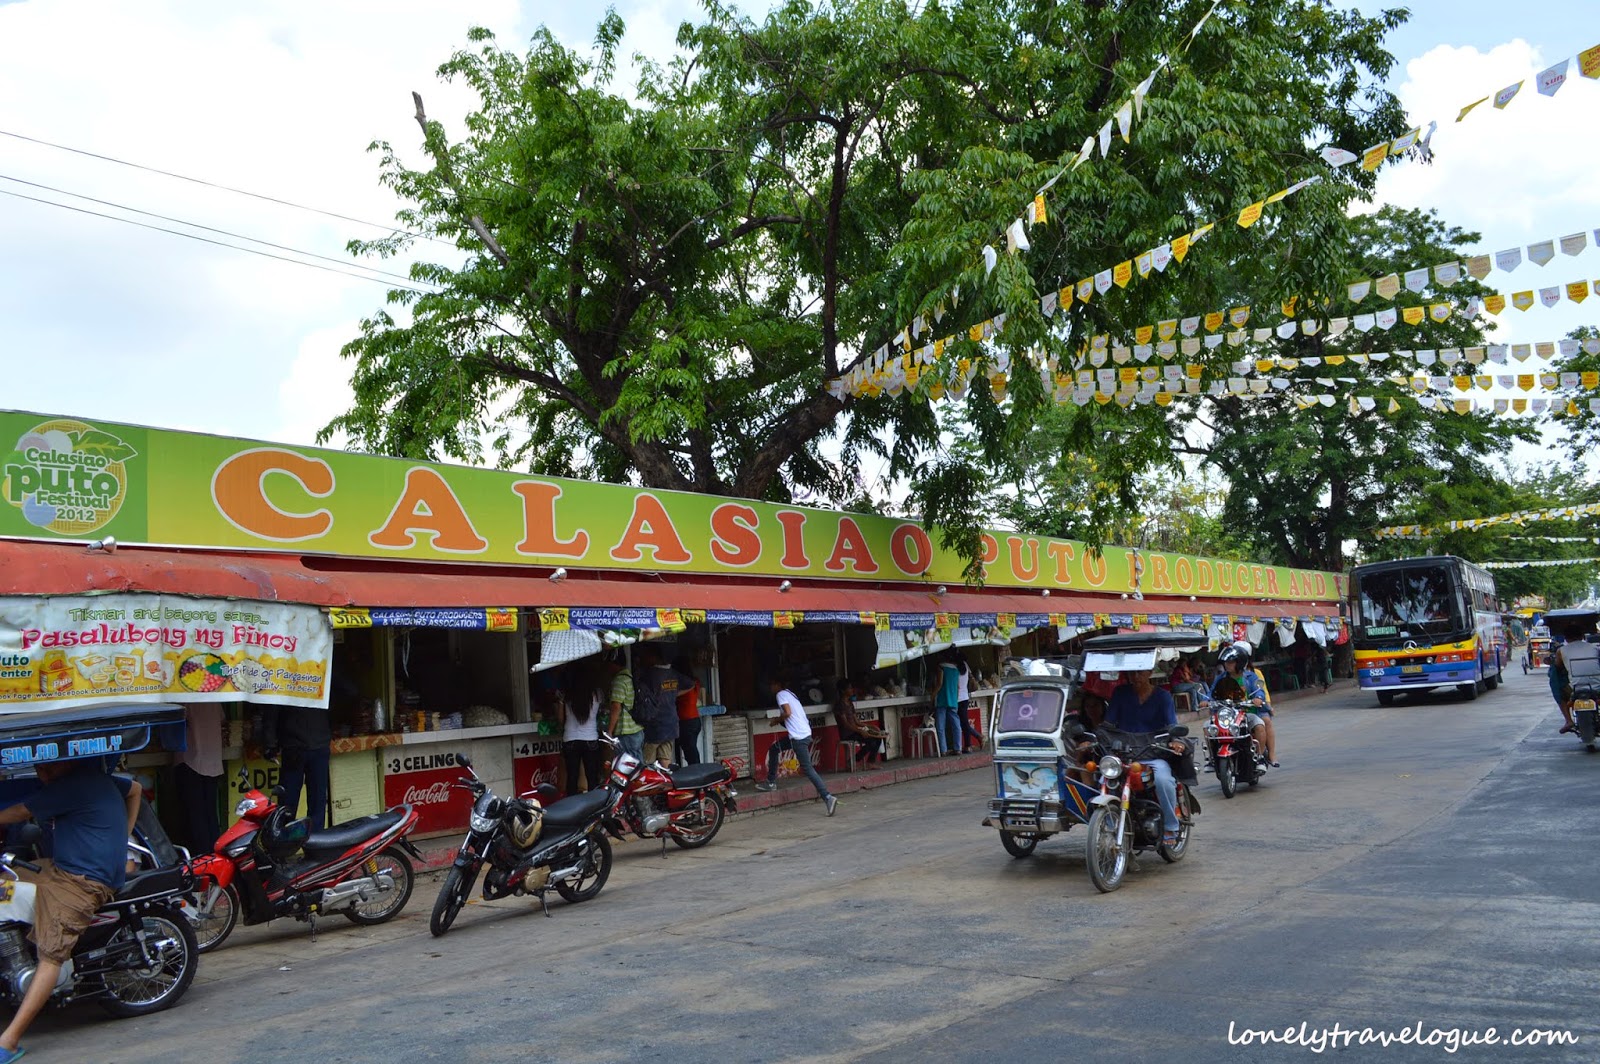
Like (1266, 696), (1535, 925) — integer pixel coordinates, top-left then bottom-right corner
(604, 651), (645, 761)
(632, 646), (695, 766)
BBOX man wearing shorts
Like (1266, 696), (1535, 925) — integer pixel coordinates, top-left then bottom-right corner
(0, 761), (142, 1061)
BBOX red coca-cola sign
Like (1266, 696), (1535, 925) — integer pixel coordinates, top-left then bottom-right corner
(382, 764), (470, 835)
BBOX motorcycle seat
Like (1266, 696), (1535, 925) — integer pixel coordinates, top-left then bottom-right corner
(302, 809), (407, 857)
(541, 789), (610, 828)
(667, 763), (731, 790)
(110, 866), (188, 907)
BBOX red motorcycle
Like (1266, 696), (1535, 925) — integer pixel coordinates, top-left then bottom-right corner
(187, 766), (423, 951)
(602, 736), (739, 853)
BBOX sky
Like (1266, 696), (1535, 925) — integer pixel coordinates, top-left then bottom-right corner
(0, 0), (1596, 473)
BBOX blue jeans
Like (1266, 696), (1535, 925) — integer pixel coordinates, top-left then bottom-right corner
(280, 745), (331, 831)
(935, 704), (962, 754)
(957, 700), (982, 748)
(1147, 758), (1179, 833)
(766, 736), (831, 800)
(616, 732), (644, 761)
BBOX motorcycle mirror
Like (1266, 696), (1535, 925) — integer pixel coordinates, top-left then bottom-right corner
(455, 753), (473, 770)
(1169, 725), (1190, 738)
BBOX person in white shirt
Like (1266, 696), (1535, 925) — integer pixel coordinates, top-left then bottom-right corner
(755, 676), (838, 816)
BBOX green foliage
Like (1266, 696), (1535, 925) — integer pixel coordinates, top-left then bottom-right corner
(329, 0), (1417, 571)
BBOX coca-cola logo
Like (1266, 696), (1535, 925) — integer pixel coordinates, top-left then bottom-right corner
(524, 766), (559, 791)
(402, 782), (454, 805)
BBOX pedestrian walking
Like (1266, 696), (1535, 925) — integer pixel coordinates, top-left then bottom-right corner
(756, 676), (838, 816)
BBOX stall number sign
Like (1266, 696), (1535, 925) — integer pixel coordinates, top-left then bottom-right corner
(512, 738), (561, 759)
(1, 730), (128, 766)
(386, 751), (464, 775)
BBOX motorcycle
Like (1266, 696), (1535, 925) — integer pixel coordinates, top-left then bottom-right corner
(1202, 699), (1269, 798)
(602, 735), (739, 853)
(186, 766), (422, 952)
(428, 753), (614, 937)
(1079, 725), (1200, 893)
(0, 824), (198, 1017)
(1544, 608), (1600, 750)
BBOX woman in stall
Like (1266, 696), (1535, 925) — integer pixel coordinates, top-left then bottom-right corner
(561, 665), (606, 796)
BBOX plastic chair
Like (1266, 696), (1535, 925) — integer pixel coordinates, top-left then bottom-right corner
(908, 714), (940, 758)
(835, 737), (862, 773)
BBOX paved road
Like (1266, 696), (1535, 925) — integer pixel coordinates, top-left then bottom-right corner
(29, 667), (1596, 1062)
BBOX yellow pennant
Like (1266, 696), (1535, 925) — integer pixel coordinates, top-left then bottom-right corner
(1568, 281), (1590, 303)
(1266, 186), (1290, 204)
(1325, 354), (1346, 365)
(1114, 260), (1134, 287)
(1281, 296), (1298, 317)
(969, 322), (986, 342)
(1429, 303), (1450, 322)
(1401, 306), (1425, 325)
(1186, 363), (1204, 378)
(1118, 367), (1137, 382)
(1158, 319), (1178, 341)
(1453, 399), (1472, 414)
(1094, 392), (1112, 405)
(1077, 278), (1094, 303)
(1236, 201), (1265, 228)
(1154, 392), (1173, 406)
(1476, 375), (1493, 390)
(1387, 398), (1401, 413)
(1583, 371), (1600, 388)
(1135, 325), (1154, 344)
(1453, 375), (1471, 391)
(1465, 255), (1492, 279)
(1229, 305), (1251, 326)
(1255, 359), (1275, 373)
(1374, 274), (1401, 300)
(1361, 142), (1389, 170)
(1537, 341), (1555, 359)
(1057, 286), (1073, 309)
(1581, 43), (1600, 79)
(1171, 233), (1191, 263)
(1511, 291), (1535, 312)
(1204, 310), (1224, 332)
(1456, 96), (1490, 122)
(1136, 251), (1154, 278)
(928, 380), (945, 400)
(1032, 194), (1048, 225)
(1483, 294), (1506, 315)
(1517, 375), (1535, 391)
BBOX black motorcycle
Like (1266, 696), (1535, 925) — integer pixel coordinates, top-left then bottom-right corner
(1201, 699), (1269, 797)
(429, 754), (614, 937)
(1079, 726), (1201, 893)
(0, 824), (199, 1017)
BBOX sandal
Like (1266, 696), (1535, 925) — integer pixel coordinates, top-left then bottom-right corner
(1560, 724), (1576, 735)
(1162, 829), (1182, 847)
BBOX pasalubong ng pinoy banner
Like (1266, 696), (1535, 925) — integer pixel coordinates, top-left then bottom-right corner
(0, 594), (331, 713)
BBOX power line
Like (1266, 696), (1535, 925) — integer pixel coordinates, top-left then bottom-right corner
(0, 172), (428, 286)
(0, 126), (454, 246)
(0, 187), (436, 293)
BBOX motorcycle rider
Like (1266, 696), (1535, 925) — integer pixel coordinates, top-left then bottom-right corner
(0, 761), (143, 1062)
(1104, 669), (1188, 847)
(1211, 642), (1278, 768)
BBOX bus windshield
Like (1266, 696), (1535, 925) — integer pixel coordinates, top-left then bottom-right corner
(1355, 564), (1465, 640)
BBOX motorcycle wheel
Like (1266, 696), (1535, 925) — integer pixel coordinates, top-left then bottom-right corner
(97, 906), (199, 1017)
(554, 833), (612, 904)
(1085, 807), (1127, 894)
(1578, 710), (1597, 750)
(1000, 832), (1040, 858)
(1216, 757), (1236, 799)
(190, 881), (239, 954)
(1158, 803), (1191, 864)
(429, 861), (479, 938)
(669, 793), (726, 849)
(344, 847), (415, 926)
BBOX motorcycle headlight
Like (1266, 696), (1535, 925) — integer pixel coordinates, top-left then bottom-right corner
(469, 812), (499, 833)
(234, 798), (255, 818)
(1098, 755), (1123, 781)
(1216, 707), (1240, 728)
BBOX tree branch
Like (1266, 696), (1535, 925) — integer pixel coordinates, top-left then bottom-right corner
(413, 92), (511, 267)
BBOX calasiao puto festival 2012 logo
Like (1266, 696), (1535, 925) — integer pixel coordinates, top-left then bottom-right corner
(3, 419), (136, 536)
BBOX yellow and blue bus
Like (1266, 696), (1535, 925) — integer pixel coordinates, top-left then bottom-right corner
(1351, 555), (1508, 705)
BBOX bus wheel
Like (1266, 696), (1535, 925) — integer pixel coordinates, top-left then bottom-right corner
(1458, 681), (1479, 702)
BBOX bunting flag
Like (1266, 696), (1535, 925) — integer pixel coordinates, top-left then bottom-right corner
(1481, 557), (1600, 569)
(1373, 501), (1600, 539)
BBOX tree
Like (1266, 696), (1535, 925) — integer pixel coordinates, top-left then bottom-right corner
(329, 0), (1414, 562)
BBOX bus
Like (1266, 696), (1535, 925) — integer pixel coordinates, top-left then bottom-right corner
(1350, 555), (1508, 705)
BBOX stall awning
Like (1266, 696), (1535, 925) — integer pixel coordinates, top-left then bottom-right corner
(0, 540), (1340, 621)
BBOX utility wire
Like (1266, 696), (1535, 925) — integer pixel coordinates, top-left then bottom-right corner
(0, 126), (454, 247)
(0, 187), (437, 293)
(0, 172), (429, 286)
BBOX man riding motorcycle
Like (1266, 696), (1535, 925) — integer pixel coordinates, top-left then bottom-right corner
(1103, 669), (1191, 848)
(1210, 642), (1278, 768)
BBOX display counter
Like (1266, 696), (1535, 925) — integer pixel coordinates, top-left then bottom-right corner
(377, 722), (562, 838)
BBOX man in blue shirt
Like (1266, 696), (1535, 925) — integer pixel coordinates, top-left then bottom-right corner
(1104, 669), (1186, 844)
(0, 761), (141, 1061)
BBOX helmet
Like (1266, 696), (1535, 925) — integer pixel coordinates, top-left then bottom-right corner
(506, 798), (544, 849)
(1218, 641), (1251, 668)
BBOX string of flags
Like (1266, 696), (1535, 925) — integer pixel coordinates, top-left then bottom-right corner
(1374, 502), (1600, 540)
(1345, 227), (1600, 304)
(1319, 40), (1600, 175)
(1480, 557), (1600, 570)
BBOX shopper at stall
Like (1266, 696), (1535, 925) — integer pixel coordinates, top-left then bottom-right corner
(834, 678), (886, 764)
(633, 646), (693, 767)
(928, 649), (963, 756)
(953, 652), (983, 753)
(562, 668), (605, 796)
(756, 675), (838, 816)
(604, 651), (644, 761)
(173, 704), (224, 853)
(0, 761), (143, 1061)
(672, 654), (703, 767)
(260, 702), (332, 831)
